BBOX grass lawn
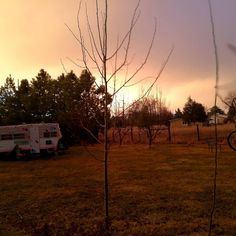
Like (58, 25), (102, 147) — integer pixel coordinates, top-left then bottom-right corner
(0, 144), (235, 235)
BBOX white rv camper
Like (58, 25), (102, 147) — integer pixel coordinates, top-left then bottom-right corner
(0, 123), (62, 158)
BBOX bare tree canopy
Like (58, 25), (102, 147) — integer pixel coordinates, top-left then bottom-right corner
(66, 0), (172, 228)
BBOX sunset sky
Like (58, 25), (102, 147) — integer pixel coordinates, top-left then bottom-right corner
(0, 0), (236, 111)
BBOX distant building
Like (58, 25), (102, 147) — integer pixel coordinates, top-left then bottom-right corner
(208, 113), (227, 125)
(169, 118), (184, 128)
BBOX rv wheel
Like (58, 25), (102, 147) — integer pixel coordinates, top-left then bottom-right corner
(11, 145), (21, 160)
(10, 146), (17, 160)
(227, 130), (236, 151)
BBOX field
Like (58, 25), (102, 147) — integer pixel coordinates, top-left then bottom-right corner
(0, 143), (236, 235)
(109, 123), (235, 145)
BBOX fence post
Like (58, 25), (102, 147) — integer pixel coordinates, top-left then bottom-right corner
(130, 127), (134, 143)
(196, 124), (200, 141)
(168, 123), (171, 143)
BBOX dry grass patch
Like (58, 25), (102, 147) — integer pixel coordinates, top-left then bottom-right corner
(0, 144), (235, 235)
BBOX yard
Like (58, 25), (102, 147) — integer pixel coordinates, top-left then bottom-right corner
(0, 144), (235, 235)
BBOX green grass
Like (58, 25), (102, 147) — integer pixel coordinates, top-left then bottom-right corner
(0, 144), (235, 235)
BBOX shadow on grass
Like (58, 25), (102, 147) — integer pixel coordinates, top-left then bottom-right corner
(0, 151), (68, 162)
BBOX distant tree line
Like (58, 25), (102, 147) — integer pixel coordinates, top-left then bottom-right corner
(111, 95), (173, 146)
(0, 69), (110, 144)
(0, 69), (174, 146)
(1, 70), (235, 145)
(174, 95), (236, 124)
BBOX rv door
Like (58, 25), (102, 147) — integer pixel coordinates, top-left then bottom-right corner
(29, 126), (40, 154)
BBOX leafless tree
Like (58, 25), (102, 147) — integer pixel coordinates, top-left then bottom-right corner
(128, 93), (172, 147)
(208, 0), (219, 235)
(66, 0), (173, 228)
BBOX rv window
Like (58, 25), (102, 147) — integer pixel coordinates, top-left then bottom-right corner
(50, 131), (57, 137)
(44, 131), (57, 138)
(1, 134), (13, 140)
(46, 140), (52, 145)
(44, 132), (50, 138)
(13, 133), (25, 139)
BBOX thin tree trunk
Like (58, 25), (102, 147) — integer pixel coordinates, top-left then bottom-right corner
(168, 124), (171, 143)
(196, 124), (200, 141)
(68, 0), (172, 229)
(130, 127), (134, 143)
(104, 81), (109, 228)
(208, 1), (219, 235)
(103, 1), (109, 225)
(147, 127), (152, 147)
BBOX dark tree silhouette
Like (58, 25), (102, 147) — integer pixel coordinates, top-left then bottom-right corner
(208, 105), (225, 116)
(174, 108), (183, 118)
(0, 69), (106, 144)
(225, 92), (236, 122)
(182, 97), (207, 124)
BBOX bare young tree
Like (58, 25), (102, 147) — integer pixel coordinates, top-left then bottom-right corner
(66, 0), (173, 229)
(208, 0), (220, 235)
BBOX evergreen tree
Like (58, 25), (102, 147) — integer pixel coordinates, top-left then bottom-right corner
(182, 97), (207, 124)
(174, 108), (183, 118)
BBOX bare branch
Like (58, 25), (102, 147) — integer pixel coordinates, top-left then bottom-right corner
(112, 18), (158, 94)
(60, 58), (68, 74)
(82, 144), (105, 163)
(85, 19), (104, 78)
(103, 0), (108, 58)
(124, 76), (153, 87)
(65, 23), (90, 70)
(66, 57), (85, 69)
(76, 5), (92, 66)
(65, 57), (100, 88)
(107, 2), (141, 61)
(142, 47), (174, 97)
(116, 47), (174, 117)
(96, 0), (104, 55)
(65, 2), (104, 71)
(85, 4), (103, 62)
(80, 120), (102, 144)
(113, 36), (119, 94)
(122, 53), (136, 84)
(107, 3), (141, 79)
